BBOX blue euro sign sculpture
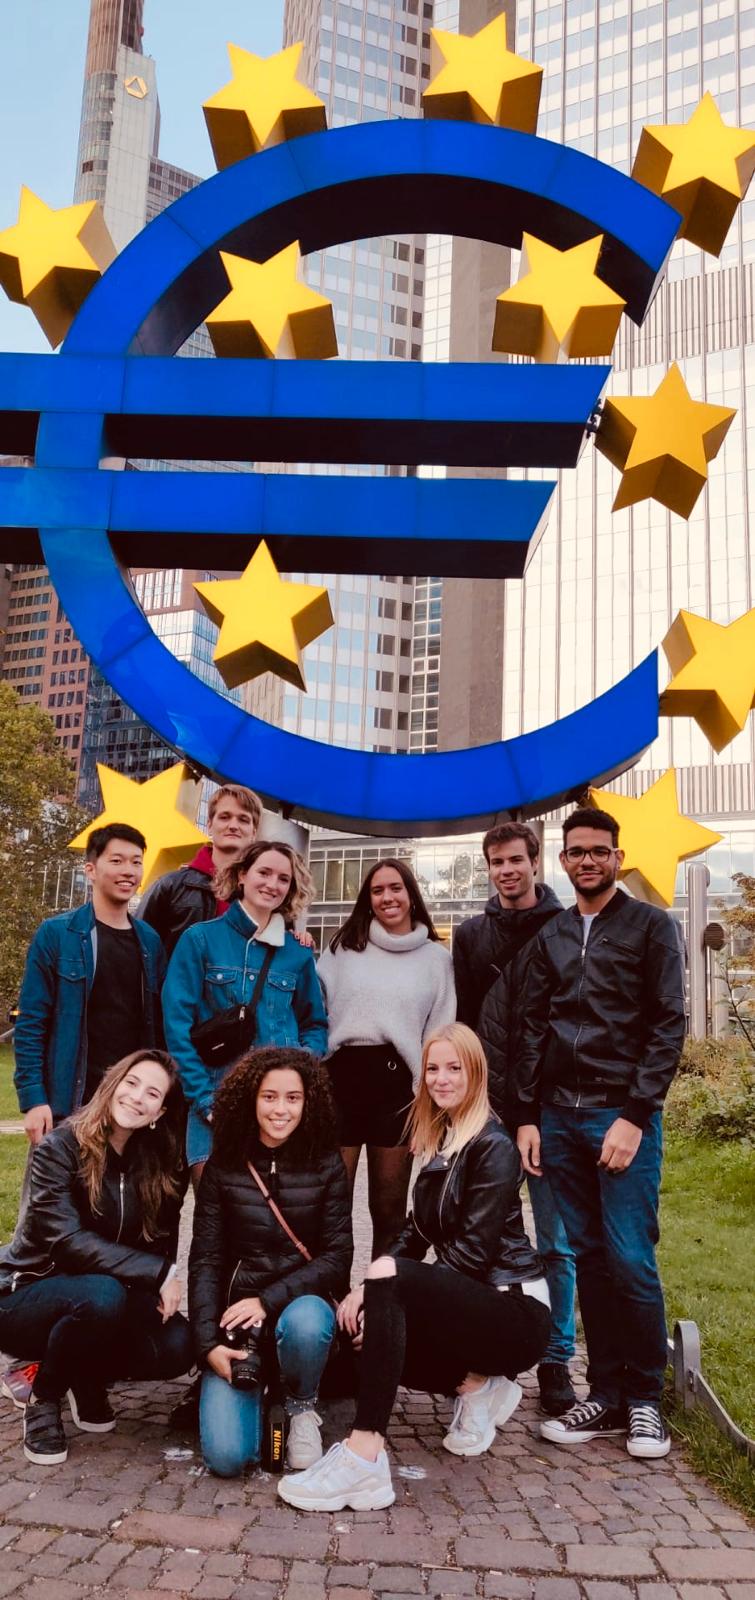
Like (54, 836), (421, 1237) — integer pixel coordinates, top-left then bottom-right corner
(0, 120), (680, 835)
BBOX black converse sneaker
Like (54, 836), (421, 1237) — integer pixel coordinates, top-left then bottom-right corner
(627, 1403), (671, 1459)
(540, 1396), (626, 1446)
(537, 1361), (577, 1417)
(67, 1386), (115, 1433)
(23, 1396), (68, 1465)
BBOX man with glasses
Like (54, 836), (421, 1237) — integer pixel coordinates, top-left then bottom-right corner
(516, 807), (685, 1460)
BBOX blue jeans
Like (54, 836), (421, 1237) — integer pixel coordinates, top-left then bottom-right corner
(527, 1172), (576, 1364)
(540, 1106), (668, 1408)
(0, 1274), (192, 1400)
(200, 1294), (335, 1478)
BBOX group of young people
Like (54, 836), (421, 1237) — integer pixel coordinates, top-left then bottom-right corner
(0, 780), (686, 1506)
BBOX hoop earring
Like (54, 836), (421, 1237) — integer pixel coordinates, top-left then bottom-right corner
(149, 1120), (156, 1130)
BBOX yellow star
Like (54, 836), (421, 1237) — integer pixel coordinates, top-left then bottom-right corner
(69, 763), (206, 893)
(632, 94), (755, 256)
(492, 234), (625, 363)
(0, 186), (115, 348)
(595, 363), (735, 518)
(203, 41), (327, 169)
(195, 541), (334, 692)
(659, 608), (755, 753)
(588, 769), (721, 908)
(206, 243), (337, 360)
(422, 15), (542, 133)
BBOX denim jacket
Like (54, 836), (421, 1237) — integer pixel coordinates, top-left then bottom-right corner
(13, 902), (166, 1118)
(162, 899), (328, 1118)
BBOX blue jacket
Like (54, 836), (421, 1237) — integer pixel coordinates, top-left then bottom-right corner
(13, 902), (166, 1118)
(162, 899), (328, 1118)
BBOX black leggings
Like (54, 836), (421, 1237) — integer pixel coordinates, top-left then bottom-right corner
(353, 1260), (551, 1438)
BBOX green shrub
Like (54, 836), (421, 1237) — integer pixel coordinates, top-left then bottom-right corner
(666, 1036), (755, 1140)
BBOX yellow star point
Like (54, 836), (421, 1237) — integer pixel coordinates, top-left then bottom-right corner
(422, 15), (542, 134)
(492, 234), (625, 363)
(0, 187), (116, 347)
(659, 607), (755, 753)
(68, 763), (206, 893)
(632, 94), (755, 255)
(203, 41), (327, 169)
(589, 769), (722, 908)
(595, 363), (735, 518)
(206, 243), (337, 360)
(195, 541), (334, 692)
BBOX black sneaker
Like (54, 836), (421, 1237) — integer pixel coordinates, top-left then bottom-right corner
(66, 1386), (115, 1433)
(627, 1403), (671, 1459)
(537, 1361), (577, 1417)
(23, 1396), (68, 1465)
(540, 1396), (626, 1446)
(168, 1373), (202, 1433)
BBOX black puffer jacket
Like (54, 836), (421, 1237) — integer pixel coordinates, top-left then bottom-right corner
(138, 866), (216, 958)
(389, 1118), (542, 1287)
(517, 891), (686, 1129)
(453, 885), (563, 1029)
(0, 1124), (180, 1293)
(477, 887), (563, 1129)
(189, 1140), (353, 1360)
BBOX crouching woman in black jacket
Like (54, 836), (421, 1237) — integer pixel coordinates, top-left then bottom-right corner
(189, 1047), (353, 1478)
(0, 1050), (191, 1466)
(279, 1023), (551, 1512)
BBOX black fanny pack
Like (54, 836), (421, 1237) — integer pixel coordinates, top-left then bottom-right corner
(190, 947), (274, 1067)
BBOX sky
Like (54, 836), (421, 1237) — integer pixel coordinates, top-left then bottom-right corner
(0, 0), (284, 353)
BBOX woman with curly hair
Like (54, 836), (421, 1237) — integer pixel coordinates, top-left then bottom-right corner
(188, 1046), (352, 1478)
(0, 1050), (191, 1467)
(317, 858), (455, 1255)
(164, 841), (328, 1186)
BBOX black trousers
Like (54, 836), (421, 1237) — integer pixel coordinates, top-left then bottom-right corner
(353, 1259), (551, 1437)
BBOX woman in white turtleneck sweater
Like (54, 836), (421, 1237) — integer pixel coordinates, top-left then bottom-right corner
(317, 859), (455, 1255)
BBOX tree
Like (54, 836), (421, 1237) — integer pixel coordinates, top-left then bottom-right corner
(719, 873), (755, 1050)
(0, 683), (85, 1020)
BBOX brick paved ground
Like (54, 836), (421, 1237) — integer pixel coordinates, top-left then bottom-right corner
(0, 1164), (751, 1600)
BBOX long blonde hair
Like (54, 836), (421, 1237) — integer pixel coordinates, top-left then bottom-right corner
(69, 1051), (184, 1240)
(406, 1023), (491, 1162)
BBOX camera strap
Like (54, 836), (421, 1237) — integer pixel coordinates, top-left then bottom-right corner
(246, 1162), (313, 1263)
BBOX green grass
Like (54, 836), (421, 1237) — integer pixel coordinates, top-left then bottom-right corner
(0, 1135), (27, 1242)
(0, 1045), (20, 1122)
(659, 1133), (755, 1518)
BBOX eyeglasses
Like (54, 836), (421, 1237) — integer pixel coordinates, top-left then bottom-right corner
(563, 846), (616, 863)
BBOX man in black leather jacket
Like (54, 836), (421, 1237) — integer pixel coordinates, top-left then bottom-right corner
(516, 807), (686, 1461)
(473, 824), (576, 1419)
(138, 784), (262, 957)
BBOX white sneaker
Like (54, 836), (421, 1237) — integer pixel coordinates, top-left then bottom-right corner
(278, 1440), (395, 1511)
(286, 1410), (323, 1470)
(443, 1376), (523, 1457)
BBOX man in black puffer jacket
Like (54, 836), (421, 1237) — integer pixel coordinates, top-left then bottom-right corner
(460, 823), (575, 1419)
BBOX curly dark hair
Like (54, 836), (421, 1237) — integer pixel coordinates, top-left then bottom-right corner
(211, 1047), (339, 1169)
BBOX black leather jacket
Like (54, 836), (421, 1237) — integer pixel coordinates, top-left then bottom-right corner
(189, 1141), (353, 1360)
(477, 887), (564, 1129)
(516, 891), (686, 1129)
(138, 866), (216, 958)
(454, 886), (563, 1029)
(0, 1124), (180, 1294)
(389, 1118), (542, 1287)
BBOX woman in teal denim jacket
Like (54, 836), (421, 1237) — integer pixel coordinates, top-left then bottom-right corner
(163, 841), (327, 1184)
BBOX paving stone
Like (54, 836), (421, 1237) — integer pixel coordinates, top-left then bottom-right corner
(533, 1582), (581, 1600)
(116, 1512), (245, 1550)
(241, 1526), (330, 1560)
(636, 1586), (680, 1600)
(565, 1546), (657, 1577)
(13, 1495), (126, 1532)
(657, 1553), (755, 1583)
(335, 1532), (448, 1565)
(328, 1591), (375, 1600)
(678, 1587), (729, 1600)
(483, 1578), (532, 1599)
(194, 1581), (241, 1599)
(456, 1538), (559, 1572)
(426, 1573), (478, 1595)
(371, 1568), (427, 1592)
(583, 1585), (641, 1600)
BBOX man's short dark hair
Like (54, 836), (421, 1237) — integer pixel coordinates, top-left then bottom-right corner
(86, 823), (147, 862)
(482, 821), (540, 865)
(562, 807), (619, 848)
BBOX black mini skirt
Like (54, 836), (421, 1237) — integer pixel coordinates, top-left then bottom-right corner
(327, 1043), (414, 1147)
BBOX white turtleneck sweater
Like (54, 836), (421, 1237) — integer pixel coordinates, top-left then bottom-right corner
(317, 921), (456, 1087)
